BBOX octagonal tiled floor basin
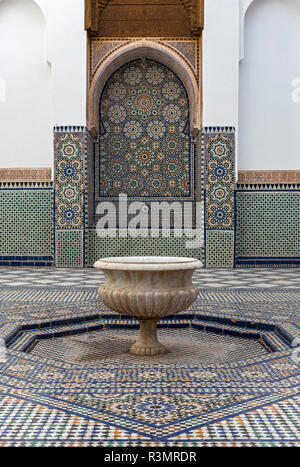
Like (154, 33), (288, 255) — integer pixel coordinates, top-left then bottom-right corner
(27, 326), (271, 366)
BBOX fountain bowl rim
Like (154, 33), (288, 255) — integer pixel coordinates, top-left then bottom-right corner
(94, 256), (203, 271)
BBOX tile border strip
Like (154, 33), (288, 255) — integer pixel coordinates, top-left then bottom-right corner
(0, 168), (52, 183)
(238, 170), (300, 185)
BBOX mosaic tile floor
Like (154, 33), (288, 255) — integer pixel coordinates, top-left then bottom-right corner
(0, 268), (299, 447)
(0, 267), (300, 288)
(28, 328), (270, 366)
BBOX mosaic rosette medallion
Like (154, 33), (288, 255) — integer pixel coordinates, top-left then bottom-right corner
(204, 132), (235, 230)
(97, 59), (194, 200)
(202, 128), (236, 267)
(55, 133), (85, 230)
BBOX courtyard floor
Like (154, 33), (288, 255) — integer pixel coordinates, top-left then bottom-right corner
(0, 268), (299, 447)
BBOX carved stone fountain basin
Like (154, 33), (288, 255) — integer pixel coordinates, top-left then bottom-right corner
(94, 256), (203, 356)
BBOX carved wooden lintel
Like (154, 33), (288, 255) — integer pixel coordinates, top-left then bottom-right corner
(85, 0), (204, 36)
(191, 0), (205, 35)
(183, 0), (204, 36)
(85, 0), (101, 33)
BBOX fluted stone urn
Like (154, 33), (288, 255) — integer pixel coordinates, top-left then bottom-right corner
(94, 257), (203, 356)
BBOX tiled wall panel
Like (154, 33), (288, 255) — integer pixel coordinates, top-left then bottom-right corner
(86, 229), (203, 266)
(55, 231), (84, 268)
(206, 230), (235, 268)
(54, 127), (87, 268)
(0, 185), (53, 266)
(203, 127), (235, 268)
(236, 190), (300, 266)
(96, 59), (194, 202)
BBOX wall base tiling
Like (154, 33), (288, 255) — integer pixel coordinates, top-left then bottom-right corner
(236, 189), (300, 267)
(0, 183), (54, 266)
(55, 230), (84, 268)
(236, 260), (300, 268)
(205, 230), (235, 268)
(85, 229), (203, 267)
(0, 257), (53, 267)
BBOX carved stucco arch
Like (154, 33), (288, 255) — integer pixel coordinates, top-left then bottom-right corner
(88, 40), (201, 138)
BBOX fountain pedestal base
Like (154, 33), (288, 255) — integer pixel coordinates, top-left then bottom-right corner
(130, 319), (166, 356)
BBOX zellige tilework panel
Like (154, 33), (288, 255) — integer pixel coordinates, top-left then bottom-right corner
(85, 229), (203, 266)
(0, 187), (53, 263)
(54, 129), (86, 230)
(54, 127), (87, 267)
(203, 128), (235, 231)
(97, 59), (194, 201)
(236, 191), (300, 260)
(0, 283), (299, 446)
(55, 230), (84, 268)
(202, 127), (236, 268)
(206, 230), (235, 269)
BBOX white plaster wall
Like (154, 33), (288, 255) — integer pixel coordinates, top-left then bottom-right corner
(0, 0), (52, 168)
(3, 0), (298, 172)
(202, 0), (240, 128)
(48, 0), (86, 127)
(0, 0), (241, 170)
(239, 0), (300, 170)
(0, 0), (86, 170)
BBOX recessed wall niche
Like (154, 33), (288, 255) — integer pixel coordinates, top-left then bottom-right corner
(83, 0), (205, 264)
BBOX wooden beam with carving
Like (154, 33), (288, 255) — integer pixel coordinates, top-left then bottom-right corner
(182, 0), (204, 36)
(85, 0), (99, 33)
(85, 0), (204, 36)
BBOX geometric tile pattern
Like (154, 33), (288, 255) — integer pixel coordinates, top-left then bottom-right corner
(54, 130), (86, 230)
(55, 231), (84, 268)
(0, 184), (53, 266)
(205, 230), (235, 268)
(236, 190), (300, 266)
(54, 127), (87, 268)
(203, 128), (235, 230)
(97, 59), (193, 200)
(83, 48), (204, 262)
(27, 327), (270, 366)
(203, 127), (236, 268)
(164, 41), (198, 72)
(85, 229), (203, 266)
(0, 281), (299, 446)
